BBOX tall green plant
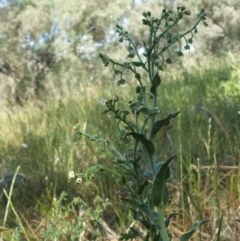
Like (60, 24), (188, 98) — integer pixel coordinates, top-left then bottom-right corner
(75, 6), (208, 241)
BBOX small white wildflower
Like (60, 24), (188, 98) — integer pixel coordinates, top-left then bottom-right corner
(20, 143), (28, 148)
(76, 177), (82, 184)
(73, 123), (81, 131)
(99, 99), (107, 106)
(68, 171), (75, 179)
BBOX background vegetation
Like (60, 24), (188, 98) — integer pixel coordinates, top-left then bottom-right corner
(0, 0), (239, 240)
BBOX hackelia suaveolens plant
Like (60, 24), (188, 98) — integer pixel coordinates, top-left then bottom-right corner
(76, 6), (208, 241)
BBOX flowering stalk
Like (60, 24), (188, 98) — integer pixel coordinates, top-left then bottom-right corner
(76, 6), (208, 241)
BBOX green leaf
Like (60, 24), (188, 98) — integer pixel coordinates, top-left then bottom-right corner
(150, 72), (161, 95)
(216, 215), (223, 241)
(137, 180), (148, 195)
(150, 112), (180, 139)
(127, 132), (155, 155)
(152, 155), (176, 206)
(128, 53), (135, 58)
(136, 106), (150, 116)
(131, 61), (144, 67)
(180, 220), (209, 241)
(165, 213), (179, 227)
(122, 198), (155, 221)
(99, 53), (110, 66)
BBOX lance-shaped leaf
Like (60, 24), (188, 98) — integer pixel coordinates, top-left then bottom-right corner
(152, 155), (176, 206)
(150, 112), (180, 139)
(131, 61), (144, 67)
(150, 72), (161, 95)
(180, 220), (209, 241)
(127, 132), (155, 155)
(136, 106), (150, 116)
(122, 198), (156, 222)
(165, 213), (179, 227)
(137, 179), (149, 195)
(99, 53), (110, 66)
(216, 215), (223, 241)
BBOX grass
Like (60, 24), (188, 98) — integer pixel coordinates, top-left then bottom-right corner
(0, 55), (239, 240)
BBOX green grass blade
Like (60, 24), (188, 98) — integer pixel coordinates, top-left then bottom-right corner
(180, 220), (209, 241)
(216, 215), (223, 241)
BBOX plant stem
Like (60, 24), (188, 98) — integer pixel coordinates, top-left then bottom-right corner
(158, 206), (170, 241)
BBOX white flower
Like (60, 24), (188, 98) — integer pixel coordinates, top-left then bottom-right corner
(73, 123), (81, 131)
(68, 171), (75, 179)
(20, 143), (28, 148)
(76, 177), (82, 184)
(99, 99), (107, 106)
